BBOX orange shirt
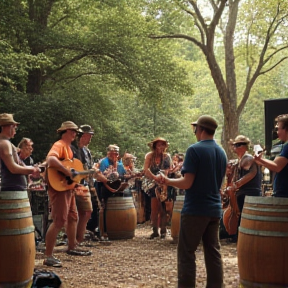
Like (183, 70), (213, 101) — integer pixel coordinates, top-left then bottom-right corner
(47, 139), (73, 160)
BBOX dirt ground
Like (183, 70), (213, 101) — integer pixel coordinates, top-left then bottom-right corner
(35, 222), (240, 288)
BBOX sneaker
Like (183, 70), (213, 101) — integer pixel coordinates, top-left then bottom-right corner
(100, 236), (109, 241)
(66, 248), (92, 256)
(160, 233), (166, 239)
(43, 256), (62, 267)
(149, 232), (160, 239)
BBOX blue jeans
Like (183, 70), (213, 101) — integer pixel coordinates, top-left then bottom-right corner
(177, 214), (224, 288)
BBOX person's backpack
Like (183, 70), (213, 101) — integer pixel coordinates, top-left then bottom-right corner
(31, 269), (62, 288)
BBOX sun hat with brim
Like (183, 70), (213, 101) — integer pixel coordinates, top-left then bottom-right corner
(231, 135), (250, 145)
(148, 137), (169, 150)
(191, 115), (218, 131)
(0, 113), (20, 126)
(79, 124), (94, 135)
(57, 121), (78, 132)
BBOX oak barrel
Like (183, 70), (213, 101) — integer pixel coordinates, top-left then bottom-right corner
(105, 196), (137, 240)
(170, 195), (185, 243)
(0, 191), (35, 288)
(238, 196), (288, 287)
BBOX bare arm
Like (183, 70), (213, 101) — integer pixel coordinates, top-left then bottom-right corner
(143, 152), (156, 180)
(0, 139), (38, 175)
(234, 163), (257, 189)
(46, 155), (73, 177)
(157, 172), (195, 190)
(254, 153), (288, 173)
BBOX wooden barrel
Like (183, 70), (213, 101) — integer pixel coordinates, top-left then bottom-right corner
(0, 191), (35, 288)
(238, 196), (288, 287)
(170, 195), (185, 244)
(105, 196), (137, 240)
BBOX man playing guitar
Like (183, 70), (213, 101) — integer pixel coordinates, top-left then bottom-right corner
(44, 121), (91, 267)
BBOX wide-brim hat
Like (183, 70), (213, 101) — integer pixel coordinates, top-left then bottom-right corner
(191, 115), (218, 131)
(0, 113), (20, 126)
(148, 137), (169, 150)
(57, 121), (78, 132)
(231, 135), (250, 145)
(79, 124), (94, 135)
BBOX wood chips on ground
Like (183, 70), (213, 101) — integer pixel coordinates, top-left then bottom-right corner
(35, 222), (240, 288)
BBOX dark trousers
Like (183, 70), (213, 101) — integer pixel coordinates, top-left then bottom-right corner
(177, 214), (224, 288)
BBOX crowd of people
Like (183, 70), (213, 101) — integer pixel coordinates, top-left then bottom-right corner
(1, 111), (288, 288)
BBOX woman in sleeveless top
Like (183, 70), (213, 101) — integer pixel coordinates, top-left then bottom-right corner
(0, 113), (40, 191)
(143, 137), (172, 239)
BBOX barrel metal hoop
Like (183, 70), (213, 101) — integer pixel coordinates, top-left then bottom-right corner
(245, 195), (288, 206)
(244, 206), (288, 213)
(239, 226), (288, 237)
(173, 209), (182, 213)
(240, 278), (288, 287)
(0, 191), (28, 200)
(0, 225), (35, 236)
(0, 211), (32, 220)
(242, 212), (288, 222)
(107, 206), (134, 210)
(0, 201), (30, 210)
(0, 276), (33, 288)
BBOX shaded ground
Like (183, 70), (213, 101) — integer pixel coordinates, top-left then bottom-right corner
(35, 223), (240, 288)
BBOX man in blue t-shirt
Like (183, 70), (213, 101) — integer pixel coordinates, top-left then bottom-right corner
(97, 144), (126, 240)
(254, 114), (288, 197)
(157, 115), (227, 288)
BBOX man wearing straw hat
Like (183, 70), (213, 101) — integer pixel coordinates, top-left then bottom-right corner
(44, 121), (91, 267)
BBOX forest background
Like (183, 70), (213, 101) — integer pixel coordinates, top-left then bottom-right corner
(1, 0), (288, 167)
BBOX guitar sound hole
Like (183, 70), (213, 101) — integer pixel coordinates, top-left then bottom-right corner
(66, 177), (73, 185)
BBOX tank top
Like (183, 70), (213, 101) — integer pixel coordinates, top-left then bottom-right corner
(0, 159), (27, 191)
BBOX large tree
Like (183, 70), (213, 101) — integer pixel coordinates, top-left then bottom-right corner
(145, 0), (288, 156)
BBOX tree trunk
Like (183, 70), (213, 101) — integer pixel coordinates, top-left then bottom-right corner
(26, 0), (54, 95)
(222, 107), (239, 160)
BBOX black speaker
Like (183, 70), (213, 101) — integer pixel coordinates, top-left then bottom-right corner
(264, 98), (288, 155)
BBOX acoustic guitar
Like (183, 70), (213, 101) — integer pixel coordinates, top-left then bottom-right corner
(47, 158), (97, 191)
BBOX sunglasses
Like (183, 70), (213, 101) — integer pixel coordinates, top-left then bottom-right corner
(233, 142), (247, 148)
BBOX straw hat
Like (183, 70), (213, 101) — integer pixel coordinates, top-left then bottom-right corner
(57, 121), (78, 132)
(191, 115), (218, 131)
(0, 113), (20, 126)
(231, 135), (250, 145)
(148, 137), (169, 150)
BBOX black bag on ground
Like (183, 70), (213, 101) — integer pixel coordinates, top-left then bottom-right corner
(31, 269), (62, 288)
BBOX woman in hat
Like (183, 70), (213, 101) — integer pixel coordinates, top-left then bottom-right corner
(143, 137), (172, 239)
(225, 135), (262, 242)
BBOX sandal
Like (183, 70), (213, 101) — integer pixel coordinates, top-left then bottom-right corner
(66, 248), (92, 256)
